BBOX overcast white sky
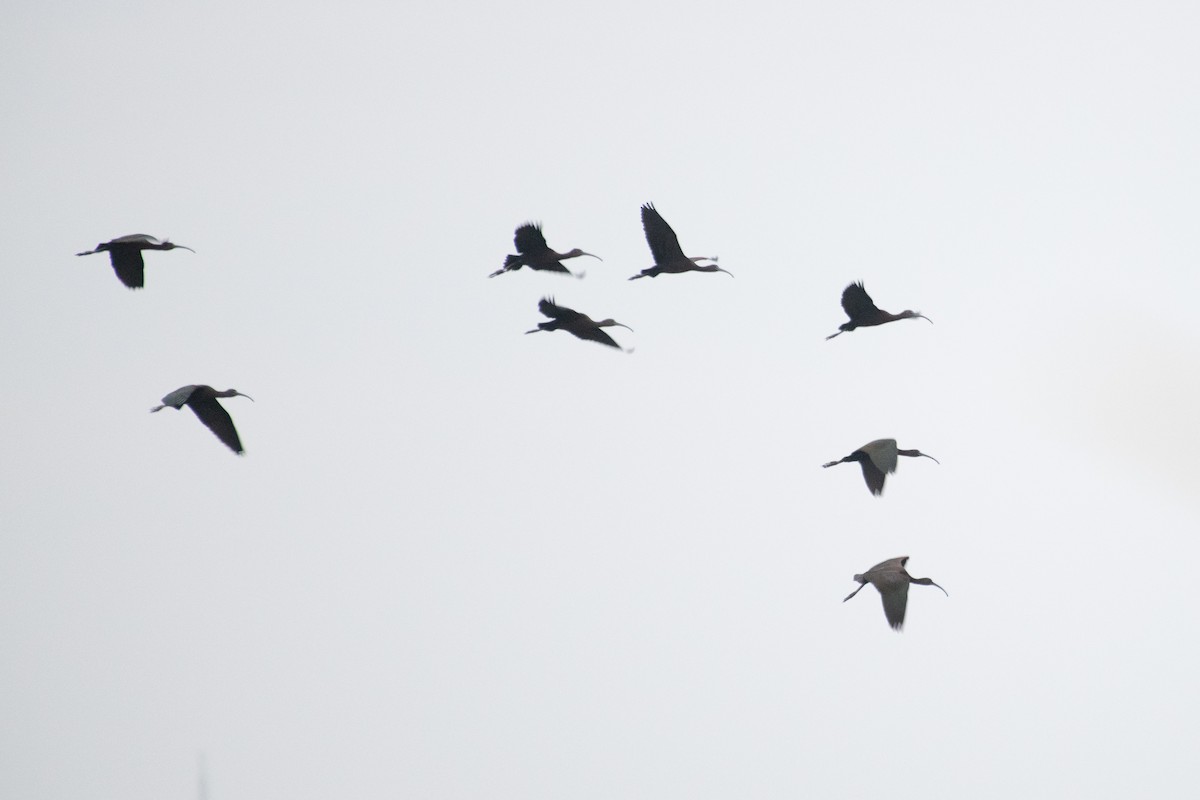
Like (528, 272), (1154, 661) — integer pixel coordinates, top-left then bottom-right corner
(3, 1), (1199, 798)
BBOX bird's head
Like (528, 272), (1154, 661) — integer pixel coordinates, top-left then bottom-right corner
(596, 319), (633, 331)
(902, 310), (932, 324)
(912, 450), (939, 464)
(220, 389), (254, 402)
(165, 241), (196, 253)
(912, 577), (948, 596)
(565, 249), (601, 261)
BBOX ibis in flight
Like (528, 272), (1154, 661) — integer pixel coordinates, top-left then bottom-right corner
(76, 234), (194, 289)
(489, 222), (599, 278)
(629, 203), (731, 280)
(151, 385), (253, 454)
(526, 297), (632, 351)
(844, 556), (947, 631)
(822, 438), (938, 496)
(826, 282), (930, 339)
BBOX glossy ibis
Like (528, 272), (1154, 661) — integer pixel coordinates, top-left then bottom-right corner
(151, 385), (253, 454)
(76, 234), (194, 289)
(822, 438), (938, 496)
(489, 223), (599, 278)
(526, 297), (632, 351)
(844, 556), (947, 631)
(826, 282), (930, 339)
(629, 203), (731, 280)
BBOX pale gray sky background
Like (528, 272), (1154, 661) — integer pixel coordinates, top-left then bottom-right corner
(3, 1), (1199, 798)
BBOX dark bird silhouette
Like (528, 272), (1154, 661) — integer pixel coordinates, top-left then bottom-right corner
(489, 223), (599, 278)
(844, 556), (947, 631)
(526, 297), (632, 351)
(822, 438), (938, 496)
(826, 282), (931, 339)
(629, 203), (731, 280)
(76, 234), (194, 289)
(151, 385), (253, 454)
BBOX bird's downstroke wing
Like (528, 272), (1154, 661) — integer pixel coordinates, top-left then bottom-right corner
(572, 326), (622, 349)
(860, 459), (887, 495)
(880, 581), (909, 630)
(641, 204), (684, 265)
(189, 399), (244, 454)
(530, 261), (572, 274)
(513, 223), (547, 255)
(111, 249), (146, 289)
(841, 282), (881, 319)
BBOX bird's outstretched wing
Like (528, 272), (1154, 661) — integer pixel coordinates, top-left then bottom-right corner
(110, 249), (146, 289)
(840, 282), (880, 320)
(513, 223), (547, 255)
(189, 398), (244, 454)
(640, 203), (684, 265)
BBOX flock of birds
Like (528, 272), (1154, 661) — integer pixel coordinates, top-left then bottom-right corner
(76, 205), (945, 631)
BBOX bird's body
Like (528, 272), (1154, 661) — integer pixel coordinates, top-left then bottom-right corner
(526, 297), (632, 351)
(826, 282), (930, 339)
(844, 556), (947, 630)
(151, 385), (253, 454)
(489, 223), (599, 278)
(822, 438), (938, 496)
(629, 203), (731, 280)
(76, 234), (194, 289)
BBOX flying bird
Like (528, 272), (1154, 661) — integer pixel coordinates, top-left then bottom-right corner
(489, 223), (599, 278)
(844, 556), (947, 631)
(151, 385), (254, 454)
(822, 438), (938, 496)
(76, 234), (194, 289)
(629, 203), (731, 280)
(826, 282), (931, 339)
(526, 297), (632, 351)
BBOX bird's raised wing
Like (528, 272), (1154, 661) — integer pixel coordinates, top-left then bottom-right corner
(110, 248), (146, 289)
(513, 223), (548, 255)
(159, 385), (200, 409)
(537, 297), (582, 322)
(189, 398), (244, 454)
(109, 233), (161, 245)
(866, 556), (909, 574)
(641, 203), (685, 264)
(880, 581), (910, 630)
(863, 439), (899, 476)
(840, 282), (881, 320)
